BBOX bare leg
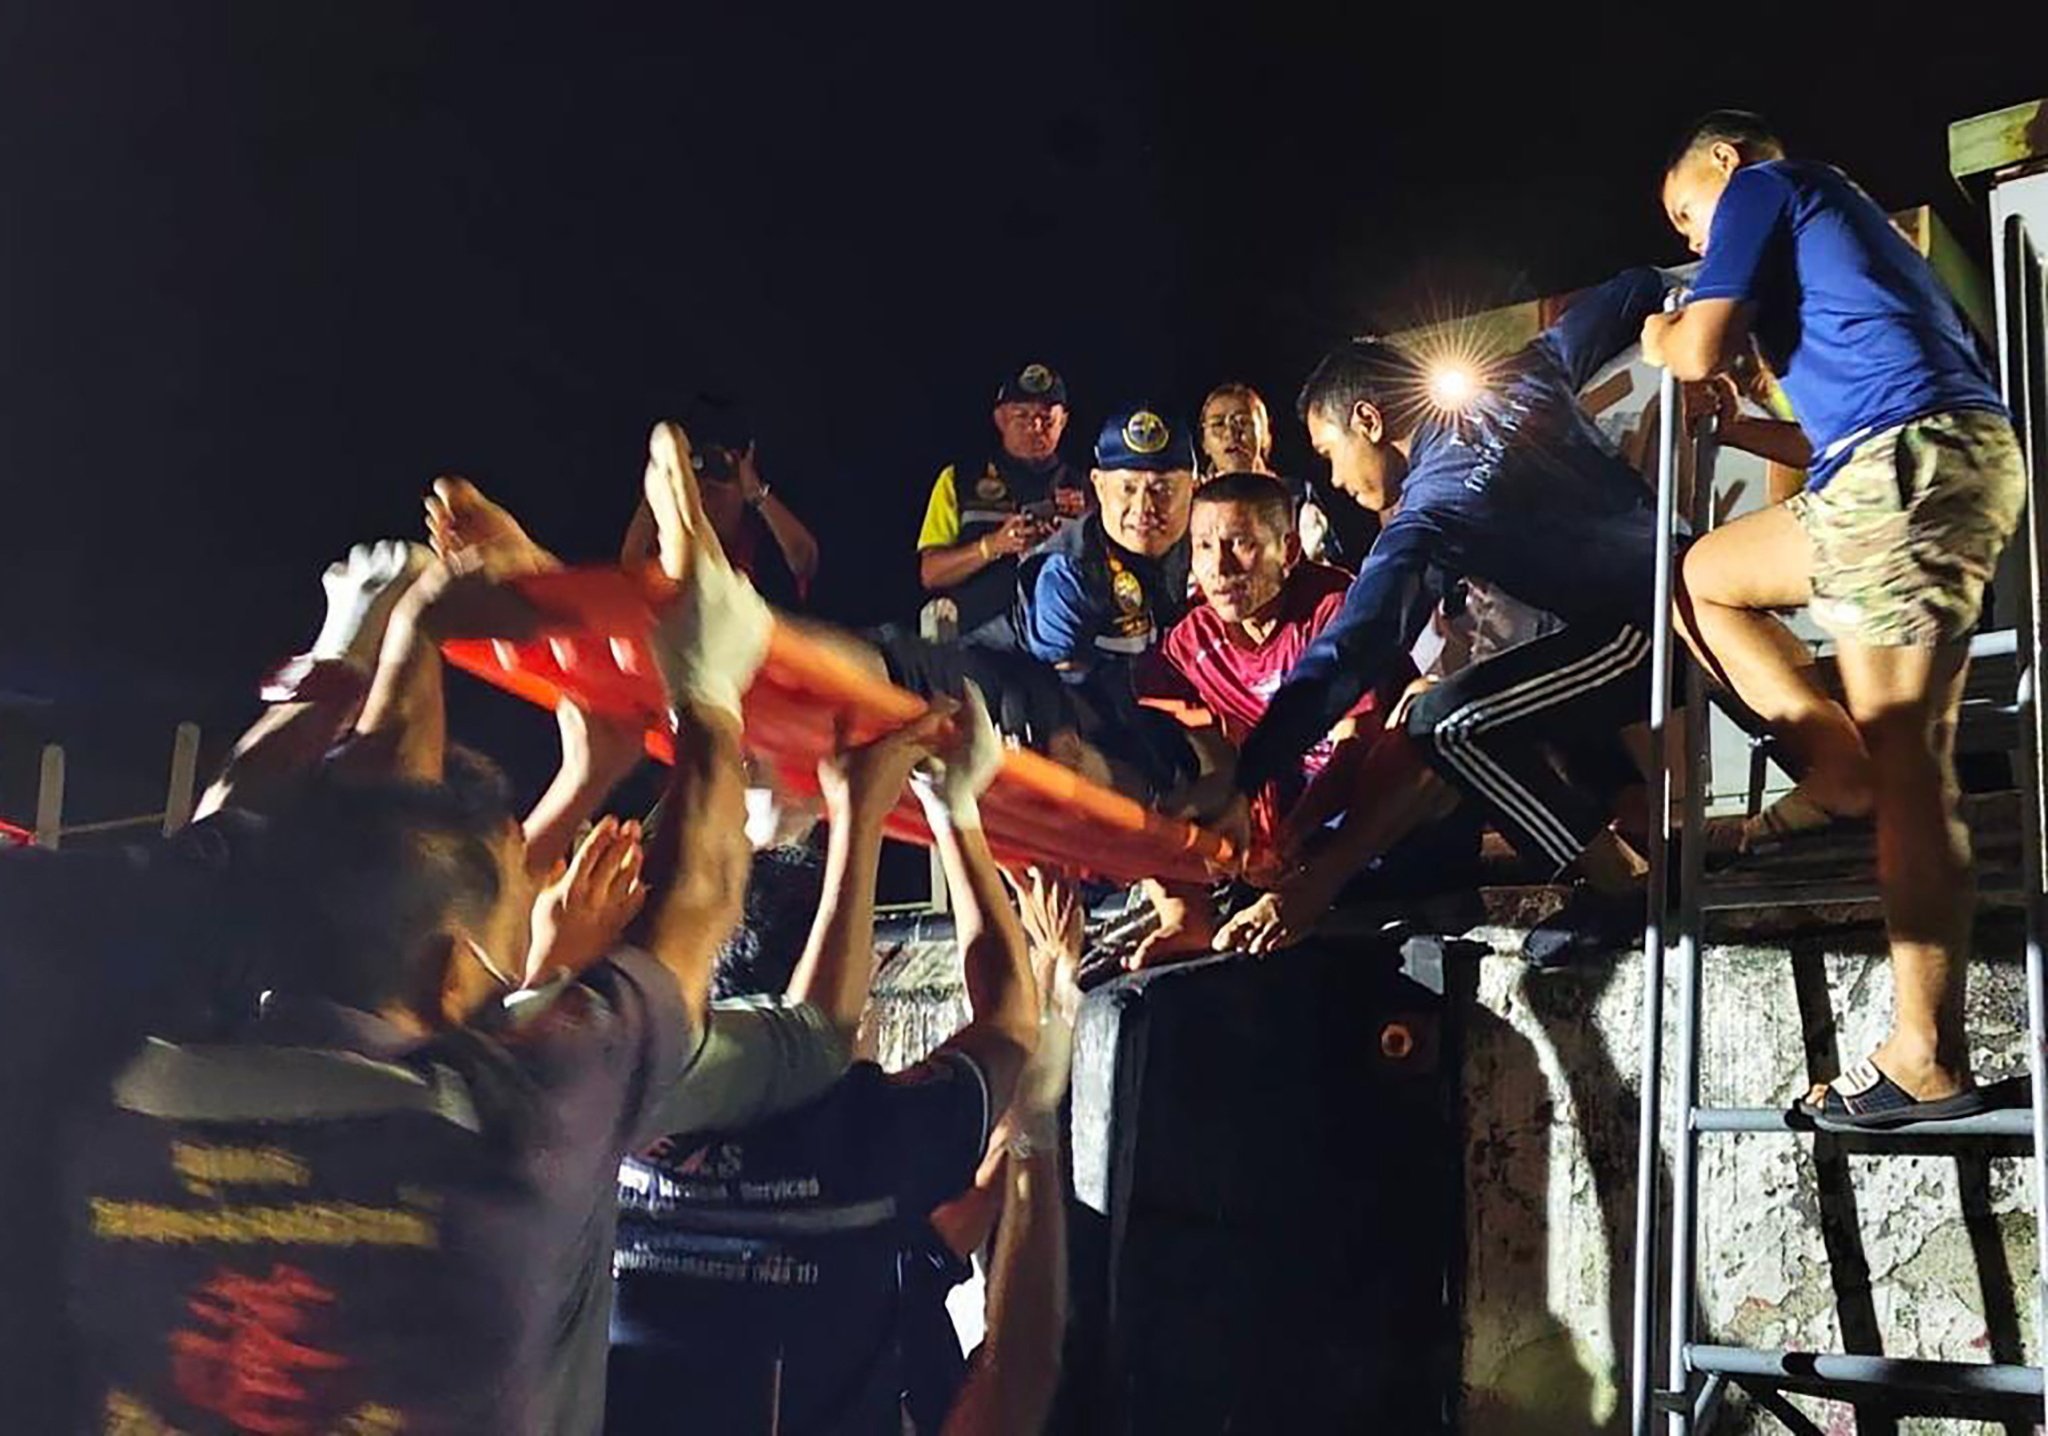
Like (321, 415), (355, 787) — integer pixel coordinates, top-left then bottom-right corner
(1677, 506), (1872, 816)
(1808, 639), (1975, 1104)
(426, 477), (561, 576)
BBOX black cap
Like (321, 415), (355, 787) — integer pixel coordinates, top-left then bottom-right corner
(994, 362), (1068, 408)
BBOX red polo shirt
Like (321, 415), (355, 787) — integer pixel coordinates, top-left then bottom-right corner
(1145, 563), (1412, 840)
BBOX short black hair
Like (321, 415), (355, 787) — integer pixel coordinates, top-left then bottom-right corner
(1193, 471), (1294, 538)
(1296, 337), (1428, 440)
(681, 392), (754, 455)
(443, 743), (517, 831)
(1665, 110), (1784, 172)
(711, 840), (827, 1000)
(257, 775), (509, 1012)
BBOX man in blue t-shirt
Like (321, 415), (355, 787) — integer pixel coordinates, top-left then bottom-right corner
(1647, 111), (2027, 1129)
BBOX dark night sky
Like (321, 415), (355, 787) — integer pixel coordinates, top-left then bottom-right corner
(0, 2), (2038, 810)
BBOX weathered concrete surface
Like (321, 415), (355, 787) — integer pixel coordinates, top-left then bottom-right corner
(868, 912), (2039, 1435)
(1459, 912), (2036, 1436)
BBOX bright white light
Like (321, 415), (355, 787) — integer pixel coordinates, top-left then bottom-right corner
(1427, 365), (1477, 411)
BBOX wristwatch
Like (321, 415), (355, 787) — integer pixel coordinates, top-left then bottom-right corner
(747, 482), (773, 508)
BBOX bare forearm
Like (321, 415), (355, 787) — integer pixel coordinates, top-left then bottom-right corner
(932, 822), (1037, 1108)
(756, 497), (821, 588)
(784, 801), (888, 1038)
(940, 1146), (1067, 1436)
(340, 603), (445, 783)
(1286, 734), (1449, 880)
(628, 704), (750, 1025)
(920, 540), (996, 592)
(523, 767), (621, 878)
(1662, 303), (1746, 384)
(1719, 414), (1813, 472)
(196, 698), (358, 819)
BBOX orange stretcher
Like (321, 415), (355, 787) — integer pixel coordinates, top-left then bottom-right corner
(440, 568), (1234, 884)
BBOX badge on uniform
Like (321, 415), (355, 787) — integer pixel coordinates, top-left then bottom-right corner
(974, 465), (1008, 502)
(1112, 567), (1145, 615)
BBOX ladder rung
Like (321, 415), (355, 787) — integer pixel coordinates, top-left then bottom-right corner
(1699, 873), (2023, 912)
(1686, 1344), (2043, 1404)
(1692, 1106), (2036, 1139)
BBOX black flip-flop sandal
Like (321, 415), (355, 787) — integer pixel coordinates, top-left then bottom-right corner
(1794, 1058), (1990, 1131)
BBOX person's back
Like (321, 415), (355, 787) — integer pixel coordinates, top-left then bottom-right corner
(1387, 266), (1668, 631)
(609, 1055), (990, 1435)
(606, 687), (1035, 1436)
(64, 947), (696, 1434)
(1683, 155), (2003, 480)
(56, 769), (701, 1435)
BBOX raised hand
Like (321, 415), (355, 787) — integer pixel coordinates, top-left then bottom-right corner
(642, 421), (774, 721)
(817, 706), (952, 827)
(733, 443), (769, 505)
(526, 816), (647, 982)
(311, 540), (433, 670)
(911, 681), (1004, 831)
(1012, 867), (1083, 1014)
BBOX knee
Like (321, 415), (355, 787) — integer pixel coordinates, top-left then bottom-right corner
(1404, 685), (1456, 747)
(1677, 541), (1719, 606)
(1852, 701), (1944, 777)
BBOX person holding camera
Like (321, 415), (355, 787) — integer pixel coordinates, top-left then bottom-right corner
(915, 362), (1091, 649)
(621, 393), (821, 609)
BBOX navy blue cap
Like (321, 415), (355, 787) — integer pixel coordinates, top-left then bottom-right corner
(1094, 404), (1196, 472)
(994, 362), (1068, 408)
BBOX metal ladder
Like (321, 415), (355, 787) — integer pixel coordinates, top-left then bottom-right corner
(1631, 222), (2048, 1435)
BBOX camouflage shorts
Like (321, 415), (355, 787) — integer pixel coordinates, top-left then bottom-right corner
(1786, 408), (2026, 646)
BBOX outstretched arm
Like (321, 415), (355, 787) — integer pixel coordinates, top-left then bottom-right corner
(1236, 519), (1442, 799)
(735, 445), (821, 595)
(1538, 265), (1674, 391)
(522, 700), (648, 879)
(916, 685), (1040, 1118)
(626, 703), (752, 1029)
(790, 712), (948, 1041)
(938, 870), (1081, 1436)
(197, 541), (427, 816)
(625, 421), (776, 1028)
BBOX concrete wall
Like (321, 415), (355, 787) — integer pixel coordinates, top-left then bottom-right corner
(867, 914), (2039, 1435)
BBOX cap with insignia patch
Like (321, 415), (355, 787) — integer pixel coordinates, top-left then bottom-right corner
(1094, 404), (1196, 473)
(994, 362), (1068, 408)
